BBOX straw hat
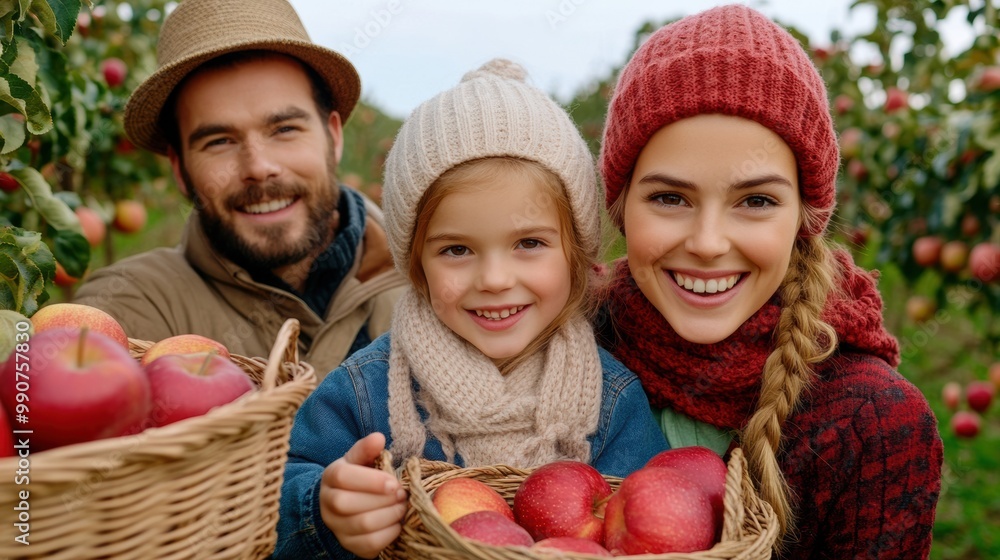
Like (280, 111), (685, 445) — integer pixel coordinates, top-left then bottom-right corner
(124, 0), (360, 155)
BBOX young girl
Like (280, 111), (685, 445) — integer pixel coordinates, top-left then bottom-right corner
(274, 58), (669, 559)
(597, 6), (942, 559)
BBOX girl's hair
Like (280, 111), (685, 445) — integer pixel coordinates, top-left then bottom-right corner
(741, 201), (839, 546)
(408, 157), (599, 375)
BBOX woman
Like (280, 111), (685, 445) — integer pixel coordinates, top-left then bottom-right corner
(597, 5), (942, 558)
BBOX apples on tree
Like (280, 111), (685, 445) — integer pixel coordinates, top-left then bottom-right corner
(911, 236), (944, 268)
(905, 296), (936, 324)
(74, 206), (107, 247)
(100, 57), (127, 87)
(112, 199), (148, 233)
(0, 328), (151, 451)
(884, 87), (909, 113)
(513, 460), (612, 544)
(53, 261), (80, 287)
(939, 241), (969, 273)
(966, 381), (994, 413)
(432, 477), (514, 525)
(0, 172), (19, 193)
(969, 242), (1000, 283)
(144, 352), (255, 426)
(942, 382), (961, 411)
(31, 303), (129, 348)
(449, 510), (534, 548)
(951, 411), (980, 439)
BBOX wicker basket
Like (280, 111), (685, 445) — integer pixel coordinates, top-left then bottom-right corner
(0, 318), (316, 560)
(379, 447), (778, 560)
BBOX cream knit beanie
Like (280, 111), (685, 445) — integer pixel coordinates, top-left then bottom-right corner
(382, 58), (600, 275)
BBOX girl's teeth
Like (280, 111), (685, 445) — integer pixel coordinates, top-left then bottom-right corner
(244, 198), (293, 214)
(673, 273), (740, 294)
(474, 306), (525, 320)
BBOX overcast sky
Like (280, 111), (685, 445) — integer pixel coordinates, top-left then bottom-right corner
(286, 1), (978, 119)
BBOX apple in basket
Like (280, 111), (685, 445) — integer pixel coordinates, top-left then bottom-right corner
(432, 477), (514, 524)
(144, 351), (255, 427)
(645, 446), (728, 530)
(532, 536), (613, 556)
(0, 328), (151, 451)
(0, 400), (15, 457)
(604, 465), (718, 555)
(31, 303), (129, 348)
(139, 334), (231, 366)
(513, 460), (612, 543)
(450, 510), (534, 547)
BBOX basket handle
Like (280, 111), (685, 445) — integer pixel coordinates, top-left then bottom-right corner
(721, 446), (747, 541)
(262, 318), (301, 391)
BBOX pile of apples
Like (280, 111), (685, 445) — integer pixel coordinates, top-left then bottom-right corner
(0, 303), (255, 456)
(430, 447), (727, 556)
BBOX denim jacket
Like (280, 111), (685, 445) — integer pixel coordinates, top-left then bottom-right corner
(273, 333), (669, 559)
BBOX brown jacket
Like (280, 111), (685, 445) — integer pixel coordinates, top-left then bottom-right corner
(74, 197), (406, 379)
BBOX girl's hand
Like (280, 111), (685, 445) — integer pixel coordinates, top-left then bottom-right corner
(320, 432), (408, 559)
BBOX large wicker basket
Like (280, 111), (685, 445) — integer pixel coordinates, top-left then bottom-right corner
(0, 318), (316, 560)
(379, 447), (778, 560)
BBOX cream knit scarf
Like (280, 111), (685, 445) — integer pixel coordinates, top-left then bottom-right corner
(387, 288), (603, 468)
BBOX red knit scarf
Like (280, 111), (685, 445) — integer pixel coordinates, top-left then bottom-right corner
(606, 250), (900, 429)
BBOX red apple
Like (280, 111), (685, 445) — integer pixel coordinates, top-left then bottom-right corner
(139, 334), (231, 367)
(532, 537), (613, 556)
(939, 241), (969, 273)
(76, 11), (91, 37)
(0, 172), (18, 193)
(942, 382), (961, 411)
(450, 510), (533, 547)
(604, 466), (717, 555)
(432, 477), (514, 525)
(905, 296), (936, 324)
(513, 461), (612, 544)
(839, 127), (862, 159)
(0, 328), (151, 451)
(969, 242), (1000, 283)
(32, 303), (129, 348)
(912, 236), (944, 268)
(75, 205), (107, 247)
(966, 381), (994, 413)
(833, 94), (854, 115)
(847, 159), (868, 181)
(960, 214), (981, 238)
(53, 261), (80, 287)
(112, 199), (147, 233)
(100, 57), (127, 87)
(144, 352), (255, 426)
(644, 446), (727, 531)
(951, 411), (980, 439)
(884, 87), (908, 113)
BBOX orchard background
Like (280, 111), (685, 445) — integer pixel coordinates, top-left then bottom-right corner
(1, 0), (997, 557)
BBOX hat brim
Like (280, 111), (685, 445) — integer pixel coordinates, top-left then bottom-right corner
(123, 39), (361, 155)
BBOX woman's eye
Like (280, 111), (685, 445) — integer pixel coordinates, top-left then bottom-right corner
(744, 195), (776, 208)
(653, 193), (685, 206)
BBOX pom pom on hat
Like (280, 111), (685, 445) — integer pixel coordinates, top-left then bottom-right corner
(600, 5), (839, 237)
(383, 58), (600, 275)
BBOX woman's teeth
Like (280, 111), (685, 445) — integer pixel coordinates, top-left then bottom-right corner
(243, 198), (293, 214)
(673, 273), (740, 294)
(474, 306), (525, 320)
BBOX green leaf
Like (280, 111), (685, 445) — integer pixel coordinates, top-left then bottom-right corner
(8, 36), (36, 85)
(37, 0), (80, 44)
(0, 241), (45, 316)
(0, 72), (52, 135)
(8, 167), (81, 233)
(51, 227), (88, 278)
(27, 0), (57, 42)
(0, 112), (25, 154)
(0, 309), (32, 363)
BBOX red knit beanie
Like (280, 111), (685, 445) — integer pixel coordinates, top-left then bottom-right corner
(600, 5), (839, 237)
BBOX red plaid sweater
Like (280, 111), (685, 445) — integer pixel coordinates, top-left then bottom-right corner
(600, 255), (943, 559)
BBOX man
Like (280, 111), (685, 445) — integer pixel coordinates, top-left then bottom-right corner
(74, 0), (406, 377)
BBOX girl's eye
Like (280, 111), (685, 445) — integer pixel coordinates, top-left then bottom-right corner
(743, 195), (777, 208)
(651, 193), (685, 206)
(442, 246), (468, 257)
(519, 239), (543, 250)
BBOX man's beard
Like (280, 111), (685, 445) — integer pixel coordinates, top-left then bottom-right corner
(182, 150), (340, 271)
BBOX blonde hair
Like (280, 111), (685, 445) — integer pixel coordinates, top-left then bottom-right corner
(408, 157), (599, 375)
